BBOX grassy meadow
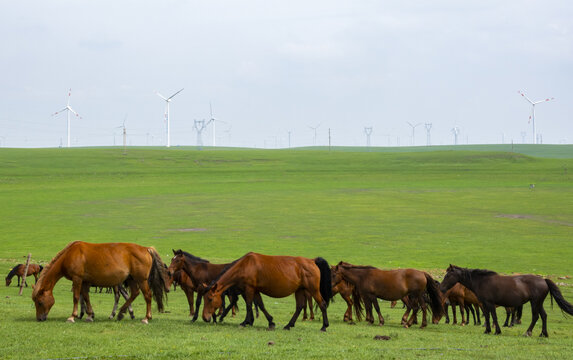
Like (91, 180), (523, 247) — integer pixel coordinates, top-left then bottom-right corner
(1, 145), (572, 359)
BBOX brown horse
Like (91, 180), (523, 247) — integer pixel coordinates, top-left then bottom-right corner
(202, 252), (333, 331)
(440, 265), (573, 337)
(331, 274), (362, 323)
(331, 262), (443, 328)
(32, 241), (168, 324)
(6, 264), (43, 287)
(441, 283), (482, 325)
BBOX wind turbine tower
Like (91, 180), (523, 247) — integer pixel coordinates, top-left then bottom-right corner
(209, 102), (226, 147)
(451, 126), (460, 145)
(156, 88), (184, 147)
(518, 90), (554, 144)
(424, 123), (432, 146)
(52, 89), (82, 148)
(364, 127), (373, 148)
(406, 122), (422, 146)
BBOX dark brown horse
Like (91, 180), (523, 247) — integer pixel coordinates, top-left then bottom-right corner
(32, 241), (168, 323)
(331, 262), (443, 328)
(202, 252), (333, 331)
(6, 264), (43, 287)
(440, 265), (573, 337)
(168, 249), (244, 322)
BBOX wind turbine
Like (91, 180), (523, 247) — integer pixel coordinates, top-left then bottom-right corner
(52, 89), (81, 148)
(406, 122), (422, 146)
(209, 102), (226, 147)
(518, 90), (554, 144)
(364, 127), (373, 148)
(156, 88), (184, 147)
(451, 126), (460, 145)
(309, 123), (321, 146)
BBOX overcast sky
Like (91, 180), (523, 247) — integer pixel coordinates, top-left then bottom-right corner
(1, 1), (571, 148)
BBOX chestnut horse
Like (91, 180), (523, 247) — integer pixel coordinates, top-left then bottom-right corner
(32, 241), (167, 324)
(202, 252), (333, 331)
(331, 262), (443, 328)
(440, 265), (573, 337)
(166, 269), (197, 317)
(6, 264), (43, 287)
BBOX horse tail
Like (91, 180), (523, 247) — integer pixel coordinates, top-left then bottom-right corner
(351, 283), (364, 321)
(314, 257), (332, 306)
(148, 248), (168, 312)
(39, 265), (44, 273)
(546, 279), (573, 316)
(424, 273), (445, 317)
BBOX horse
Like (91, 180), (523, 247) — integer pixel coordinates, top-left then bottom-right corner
(168, 249), (243, 322)
(31, 241), (168, 324)
(6, 264), (43, 287)
(440, 265), (573, 337)
(202, 252), (333, 331)
(331, 261), (443, 328)
(441, 283), (482, 326)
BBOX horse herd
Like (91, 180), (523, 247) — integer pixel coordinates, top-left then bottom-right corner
(7, 241), (573, 337)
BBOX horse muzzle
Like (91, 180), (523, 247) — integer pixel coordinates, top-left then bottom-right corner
(202, 314), (212, 323)
(36, 314), (47, 322)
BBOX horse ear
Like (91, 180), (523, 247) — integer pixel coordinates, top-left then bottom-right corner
(172, 249), (176, 254)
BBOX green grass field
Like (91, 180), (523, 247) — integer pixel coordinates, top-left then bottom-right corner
(1, 145), (572, 359)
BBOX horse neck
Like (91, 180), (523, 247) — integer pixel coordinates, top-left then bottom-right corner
(212, 262), (244, 294)
(35, 259), (64, 294)
(339, 267), (365, 286)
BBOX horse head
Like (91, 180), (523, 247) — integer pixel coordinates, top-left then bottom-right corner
(32, 288), (55, 321)
(439, 264), (463, 293)
(202, 283), (223, 323)
(5, 277), (11, 287)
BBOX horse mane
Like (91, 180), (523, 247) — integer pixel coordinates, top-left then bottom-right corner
(449, 265), (498, 281)
(337, 261), (376, 270)
(33, 241), (79, 298)
(6, 264), (23, 278)
(174, 249), (209, 263)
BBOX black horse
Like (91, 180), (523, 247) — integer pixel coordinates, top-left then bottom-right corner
(440, 265), (573, 337)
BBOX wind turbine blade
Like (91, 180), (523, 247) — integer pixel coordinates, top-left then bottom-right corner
(52, 108), (68, 116)
(155, 91), (168, 101)
(168, 88), (184, 100)
(518, 90), (534, 104)
(67, 88), (72, 106)
(68, 107), (81, 118)
(533, 97), (555, 104)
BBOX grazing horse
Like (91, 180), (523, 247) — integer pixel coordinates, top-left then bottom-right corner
(441, 283), (482, 326)
(331, 262), (444, 328)
(32, 241), (168, 324)
(331, 275), (362, 323)
(440, 265), (573, 337)
(202, 252), (333, 331)
(6, 264), (43, 287)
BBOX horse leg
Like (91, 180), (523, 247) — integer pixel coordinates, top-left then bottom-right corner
(253, 293), (275, 330)
(452, 303), (457, 324)
(284, 290), (306, 330)
(419, 296), (428, 328)
(372, 299), (384, 326)
(119, 284), (135, 320)
(117, 282), (140, 322)
(308, 288), (329, 332)
(239, 291), (255, 327)
(137, 279), (154, 324)
(363, 298), (374, 324)
(191, 289), (204, 323)
(539, 304), (548, 337)
(67, 279), (84, 323)
(109, 286), (121, 319)
(482, 305), (492, 334)
(525, 302), (540, 337)
(489, 304), (502, 335)
(342, 293), (354, 323)
(81, 283), (95, 322)
(503, 307), (511, 327)
(459, 301), (466, 326)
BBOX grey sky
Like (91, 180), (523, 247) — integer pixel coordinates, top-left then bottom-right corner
(1, 1), (571, 148)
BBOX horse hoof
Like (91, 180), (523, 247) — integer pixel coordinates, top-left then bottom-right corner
(141, 318), (149, 325)
(348, 321), (356, 325)
(85, 317), (94, 323)
(66, 317), (75, 323)
(320, 327), (327, 332)
(283, 326), (291, 331)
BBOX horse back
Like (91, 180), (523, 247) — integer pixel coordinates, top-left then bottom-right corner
(474, 274), (547, 306)
(62, 242), (153, 286)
